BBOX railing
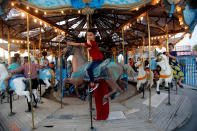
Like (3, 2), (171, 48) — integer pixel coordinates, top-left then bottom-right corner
(177, 55), (197, 88)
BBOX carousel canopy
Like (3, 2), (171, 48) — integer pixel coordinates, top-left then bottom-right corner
(0, 0), (191, 52)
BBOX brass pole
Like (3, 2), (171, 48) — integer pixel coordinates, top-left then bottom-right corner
(165, 24), (169, 53)
(33, 42), (35, 57)
(39, 26), (42, 64)
(27, 14), (35, 129)
(86, 14), (90, 62)
(122, 28), (125, 64)
(8, 29), (11, 65)
(142, 33), (145, 62)
(58, 31), (62, 109)
(3, 47), (5, 62)
(147, 13), (152, 122)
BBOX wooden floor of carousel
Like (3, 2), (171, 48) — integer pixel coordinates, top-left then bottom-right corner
(0, 84), (192, 131)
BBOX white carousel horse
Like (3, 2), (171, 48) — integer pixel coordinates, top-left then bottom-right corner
(0, 63), (38, 108)
(156, 53), (173, 94)
(123, 64), (137, 82)
(31, 56), (57, 93)
(135, 60), (153, 92)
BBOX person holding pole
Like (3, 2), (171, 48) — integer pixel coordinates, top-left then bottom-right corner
(66, 29), (109, 120)
(8, 56), (40, 112)
(67, 29), (103, 88)
(166, 43), (184, 88)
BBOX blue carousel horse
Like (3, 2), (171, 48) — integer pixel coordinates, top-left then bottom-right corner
(0, 63), (38, 111)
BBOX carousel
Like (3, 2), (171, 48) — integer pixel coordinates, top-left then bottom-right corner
(0, 0), (196, 131)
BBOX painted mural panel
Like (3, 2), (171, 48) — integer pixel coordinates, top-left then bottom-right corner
(27, 0), (140, 8)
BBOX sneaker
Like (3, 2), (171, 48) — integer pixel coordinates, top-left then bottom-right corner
(89, 83), (99, 93)
(103, 97), (108, 105)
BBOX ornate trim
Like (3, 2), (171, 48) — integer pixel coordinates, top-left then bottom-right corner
(19, 0), (152, 11)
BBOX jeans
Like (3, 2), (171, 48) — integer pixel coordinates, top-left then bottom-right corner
(87, 60), (102, 82)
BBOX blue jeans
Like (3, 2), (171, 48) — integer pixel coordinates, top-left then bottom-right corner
(87, 60), (102, 82)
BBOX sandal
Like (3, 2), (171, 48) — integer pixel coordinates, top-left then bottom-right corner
(178, 84), (184, 88)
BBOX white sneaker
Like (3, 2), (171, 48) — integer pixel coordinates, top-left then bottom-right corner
(89, 83), (99, 92)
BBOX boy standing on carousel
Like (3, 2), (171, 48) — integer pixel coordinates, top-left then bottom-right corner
(67, 29), (103, 88)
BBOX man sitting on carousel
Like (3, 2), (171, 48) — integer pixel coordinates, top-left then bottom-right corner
(40, 51), (49, 68)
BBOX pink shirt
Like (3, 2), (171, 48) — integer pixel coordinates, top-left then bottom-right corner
(10, 63), (40, 79)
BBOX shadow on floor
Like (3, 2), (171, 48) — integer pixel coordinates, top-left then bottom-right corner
(175, 88), (197, 131)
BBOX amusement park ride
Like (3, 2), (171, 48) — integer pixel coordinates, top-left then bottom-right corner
(0, 0), (197, 130)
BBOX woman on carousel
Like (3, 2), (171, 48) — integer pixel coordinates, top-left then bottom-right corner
(166, 43), (184, 88)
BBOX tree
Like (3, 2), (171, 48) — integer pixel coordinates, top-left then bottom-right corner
(193, 44), (197, 51)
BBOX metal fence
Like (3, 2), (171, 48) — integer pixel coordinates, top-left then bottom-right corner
(177, 55), (197, 88)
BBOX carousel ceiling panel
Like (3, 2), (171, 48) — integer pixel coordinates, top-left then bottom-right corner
(21, 0), (152, 10)
(0, 1), (187, 50)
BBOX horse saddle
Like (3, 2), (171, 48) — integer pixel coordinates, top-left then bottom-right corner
(83, 59), (111, 81)
(8, 75), (25, 90)
(38, 67), (52, 79)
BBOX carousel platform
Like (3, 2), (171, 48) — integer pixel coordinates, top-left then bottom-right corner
(0, 85), (192, 131)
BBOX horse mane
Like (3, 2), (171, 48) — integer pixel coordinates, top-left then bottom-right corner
(0, 64), (8, 80)
(74, 46), (88, 61)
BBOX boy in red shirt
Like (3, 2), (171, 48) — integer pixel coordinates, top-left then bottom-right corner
(67, 29), (103, 87)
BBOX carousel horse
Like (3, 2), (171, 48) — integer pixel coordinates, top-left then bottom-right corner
(0, 63), (37, 110)
(123, 64), (137, 83)
(31, 56), (57, 96)
(62, 46), (127, 101)
(135, 60), (153, 93)
(156, 53), (173, 94)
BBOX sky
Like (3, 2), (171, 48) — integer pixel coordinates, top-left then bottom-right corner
(176, 25), (197, 47)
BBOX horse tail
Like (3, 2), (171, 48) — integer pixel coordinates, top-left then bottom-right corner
(49, 70), (55, 89)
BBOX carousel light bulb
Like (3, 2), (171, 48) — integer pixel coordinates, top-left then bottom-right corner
(136, 7), (139, 11)
(78, 10), (81, 14)
(17, 41), (19, 43)
(21, 41), (23, 43)
(61, 32), (64, 35)
(156, 0), (159, 4)
(44, 12), (47, 15)
(184, 26), (188, 29)
(140, 16), (143, 21)
(34, 19), (37, 23)
(12, 40), (15, 42)
(21, 12), (25, 17)
(161, 36), (164, 38)
(169, 34), (171, 37)
(55, 29), (57, 32)
(61, 10), (64, 14)
(26, 6), (29, 10)
(35, 9), (38, 13)
(44, 24), (47, 27)
(11, 2), (14, 6)
(176, 6), (181, 12)
(40, 21), (43, 25)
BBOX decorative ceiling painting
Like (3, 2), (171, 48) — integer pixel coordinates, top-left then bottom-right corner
(22, 0), (152, 10)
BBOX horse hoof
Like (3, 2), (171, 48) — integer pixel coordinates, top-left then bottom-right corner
(156, 91), (160, 94)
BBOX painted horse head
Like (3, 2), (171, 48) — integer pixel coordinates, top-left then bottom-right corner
(156, 53), (168, 71)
